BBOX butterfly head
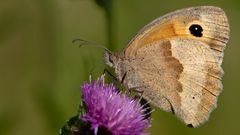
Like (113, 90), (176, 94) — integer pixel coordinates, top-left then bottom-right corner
(104, 51), (119, 68)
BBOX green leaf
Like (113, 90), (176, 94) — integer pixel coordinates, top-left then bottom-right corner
(60, 98), (90, 135)
(60, 115), (92, 135)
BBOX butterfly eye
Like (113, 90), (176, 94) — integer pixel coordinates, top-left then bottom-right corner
(189, 24), (203, 37)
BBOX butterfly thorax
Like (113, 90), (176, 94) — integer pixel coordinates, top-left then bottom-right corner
(104, 51), (133, 85)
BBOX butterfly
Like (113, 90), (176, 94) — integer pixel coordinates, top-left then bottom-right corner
(104, 6), (229, 127)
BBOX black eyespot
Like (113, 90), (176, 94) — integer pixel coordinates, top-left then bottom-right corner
(189, 24), (203, 37)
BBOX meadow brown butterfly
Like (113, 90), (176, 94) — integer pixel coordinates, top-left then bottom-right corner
(104, 6), (229, 127)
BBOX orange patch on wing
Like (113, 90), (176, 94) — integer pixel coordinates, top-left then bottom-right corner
(142, 23), (177, 45)
(140, 20), (190, 47)
(125, 18), (195, 57)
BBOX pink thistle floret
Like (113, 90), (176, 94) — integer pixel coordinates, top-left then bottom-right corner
(81, 75), (150, 135)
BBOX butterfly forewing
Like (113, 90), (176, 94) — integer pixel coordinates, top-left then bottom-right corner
(105, 6), (229, 127)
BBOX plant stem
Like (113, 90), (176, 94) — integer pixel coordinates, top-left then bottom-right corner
(95, 0), (115, 50)
(104, 0), (114, 51)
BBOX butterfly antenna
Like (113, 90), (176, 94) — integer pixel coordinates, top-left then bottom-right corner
(72, 38), (112, 54)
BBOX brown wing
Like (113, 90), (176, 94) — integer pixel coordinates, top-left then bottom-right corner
(127, 38), (223, 127)
(124, 6), (229, 64)
(120, 6), (229, 127)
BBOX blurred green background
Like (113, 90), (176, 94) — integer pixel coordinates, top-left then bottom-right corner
(0, 0), (239, 135)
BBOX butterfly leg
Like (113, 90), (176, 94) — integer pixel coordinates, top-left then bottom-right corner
(120, 70), (147, 94)
(127, 86), (145, 93)
(165, 97), (175, 114)
(120, 71), (128, 84)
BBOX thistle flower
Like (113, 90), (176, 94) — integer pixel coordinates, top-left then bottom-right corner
(81, 75), (150, 135)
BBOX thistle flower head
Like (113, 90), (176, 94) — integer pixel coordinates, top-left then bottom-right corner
(81, 75), (150, 135)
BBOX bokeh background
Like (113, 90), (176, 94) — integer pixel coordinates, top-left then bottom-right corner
(0, 0), (239, 135)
